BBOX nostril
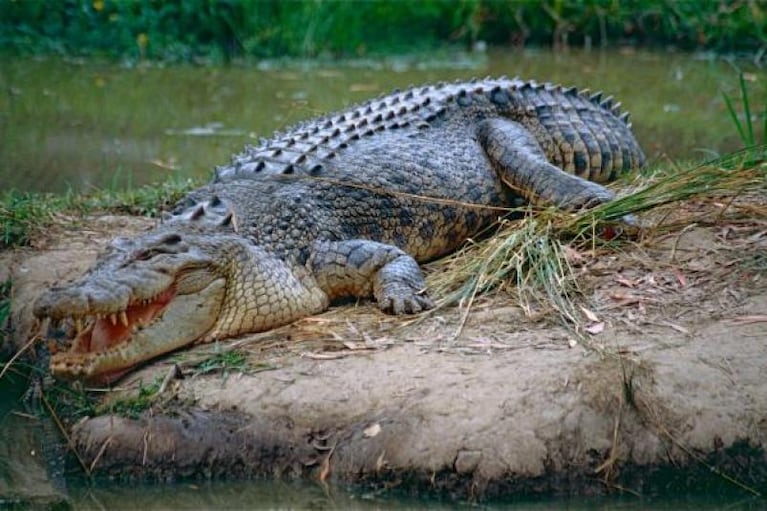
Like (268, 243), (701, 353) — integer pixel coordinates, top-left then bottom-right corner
(134, 249), (152, 261)
(162, 234), (182, 245)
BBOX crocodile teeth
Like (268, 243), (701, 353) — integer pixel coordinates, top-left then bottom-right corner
(74, 318), (83, 334)
(119, 311), (129, 327)
(109, 313), (118, 326)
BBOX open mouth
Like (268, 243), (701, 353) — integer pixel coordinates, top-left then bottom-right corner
(40, 285), (178, 382)
(64, 286), (177, 355)
(37, 273), (226, 383)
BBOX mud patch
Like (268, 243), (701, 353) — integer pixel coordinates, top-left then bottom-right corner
(3, 200), (767, 499)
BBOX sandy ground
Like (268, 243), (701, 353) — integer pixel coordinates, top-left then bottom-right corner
(2, 197), (766, 500)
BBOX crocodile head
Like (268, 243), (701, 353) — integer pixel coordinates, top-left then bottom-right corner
(34, 217), (329, 383)
(33, 227), (232, 383)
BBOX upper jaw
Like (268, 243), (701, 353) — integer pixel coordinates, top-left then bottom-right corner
(33, 271), (174, 323)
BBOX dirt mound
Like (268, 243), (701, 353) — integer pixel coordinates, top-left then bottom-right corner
(3, 199), (766, 499)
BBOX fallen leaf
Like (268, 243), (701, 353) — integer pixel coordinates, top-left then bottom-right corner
(580, 306), (600, 322)
(615, 276), (636, 288)
(364, 423), (382, 438)
(660, 321), (690, 334)
(585, 322), (605, 335)
(563, 245), (584, 263)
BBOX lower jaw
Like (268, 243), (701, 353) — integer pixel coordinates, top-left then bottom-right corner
(95, 367), (133, 384)
(50, 350), (133, 384)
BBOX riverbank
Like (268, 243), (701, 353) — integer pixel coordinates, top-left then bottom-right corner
(3, 160), (766, 500)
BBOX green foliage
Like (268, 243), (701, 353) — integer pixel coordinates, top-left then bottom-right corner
(42, 376), (162, 423)
(1, 0), (764, 62)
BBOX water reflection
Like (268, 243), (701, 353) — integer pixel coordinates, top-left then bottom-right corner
(66, 480), (765, 510)
(0, 49), (758, 193)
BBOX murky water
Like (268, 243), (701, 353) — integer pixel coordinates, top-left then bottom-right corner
(62, 481), (767, 510)
(1, 49), (763, 193)
(1, 50), (766, 508)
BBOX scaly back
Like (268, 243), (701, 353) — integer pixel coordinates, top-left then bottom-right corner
(214, 77), (644, 185)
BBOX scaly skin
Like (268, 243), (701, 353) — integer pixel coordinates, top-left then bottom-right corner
(33, 77), (645, 382)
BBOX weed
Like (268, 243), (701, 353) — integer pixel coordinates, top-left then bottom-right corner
(41, 380), (98, 421)
(723, 73), (767, 149)
(0, 191), (65, 248)
(97, 378), (163, 419)
(190, 347), (249, 378)
(78, 176), (199, 217)
(0, 177), (199, 249)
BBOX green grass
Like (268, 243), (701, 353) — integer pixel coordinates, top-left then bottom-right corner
(97, 378), (163, 419)
(0, 176), (199, 249)
(723, 73), (767, 149)
(189, 348), (248, 377)
(40, 379), (98, 422)
(0, 279), (10, 354)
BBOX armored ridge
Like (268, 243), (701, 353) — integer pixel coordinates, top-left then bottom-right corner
(33, 77), (645, 382)
(218, 76), (643, 184)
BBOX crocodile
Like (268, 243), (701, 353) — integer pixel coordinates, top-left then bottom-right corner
(33, 77), (645, 382)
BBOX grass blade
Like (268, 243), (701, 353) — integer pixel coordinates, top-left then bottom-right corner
(739, 72), (755, 146)
(722, 89), (747, 147)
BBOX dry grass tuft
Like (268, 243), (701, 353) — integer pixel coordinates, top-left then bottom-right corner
(428, 148), (767, 339)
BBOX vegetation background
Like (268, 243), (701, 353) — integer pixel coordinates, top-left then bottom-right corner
(1, 0), (765, 62)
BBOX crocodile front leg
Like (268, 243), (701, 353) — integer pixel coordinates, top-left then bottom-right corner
(477, 118), (616, 210)
(308, 240), (434, 314)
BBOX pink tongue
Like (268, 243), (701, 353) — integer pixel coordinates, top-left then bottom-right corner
(90, 320), (130, 352)
(88, 298), (170, 352)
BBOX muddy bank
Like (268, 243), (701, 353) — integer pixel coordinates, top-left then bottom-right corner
(3, 208), (766, 499)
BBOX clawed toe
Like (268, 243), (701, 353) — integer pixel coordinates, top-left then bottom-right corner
(380, 293), (434, 315)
